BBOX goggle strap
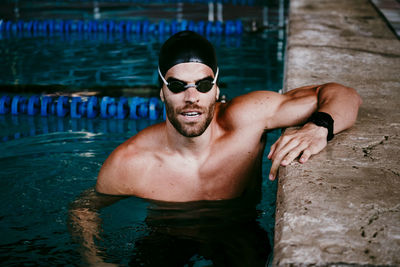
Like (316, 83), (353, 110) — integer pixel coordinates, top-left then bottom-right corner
(213, 67), (219, 84)
(158, 66), (219, 86)
(158, 67), (169, 86)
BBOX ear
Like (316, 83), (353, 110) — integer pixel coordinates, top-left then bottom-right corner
(160, 88), (165, 102)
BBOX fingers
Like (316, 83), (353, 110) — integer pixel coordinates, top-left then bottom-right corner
(268, 124), (330, 181)
(268, 135), (318, 180)
(268, 140), (325, 180)
(281, 146), (305, 165)
(299, 149), (312, 163)
(269, 137), (302, 180)
(269, 149), (298, 181)
(267, 140), (278, 159)
(268, 129), (295, 159)
(269, 158), (280, 181)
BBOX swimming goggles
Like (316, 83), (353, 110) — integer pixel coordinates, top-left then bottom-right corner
(158, 67), (219, 94)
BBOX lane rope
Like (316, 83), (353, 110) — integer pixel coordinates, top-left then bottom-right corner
(0, 95), (166, 120)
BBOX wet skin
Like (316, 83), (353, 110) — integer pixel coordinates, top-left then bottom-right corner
(71, 62), (361, 265)
(96, 63), (362, 202)
(97, 63), (268, 201)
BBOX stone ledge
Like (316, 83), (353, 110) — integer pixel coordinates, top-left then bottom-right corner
(273, 0), (400, 265)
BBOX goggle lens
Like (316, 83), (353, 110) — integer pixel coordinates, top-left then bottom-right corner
(196, 80), (213, 93)
(167, 79), (214, 93)
(158, 67), (219, 94)
(168, 81), (186, 93)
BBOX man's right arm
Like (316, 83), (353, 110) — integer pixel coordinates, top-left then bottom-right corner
(96, 143), (136, 196)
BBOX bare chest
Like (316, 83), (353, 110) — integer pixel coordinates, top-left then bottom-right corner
(138, 136), (266, 201)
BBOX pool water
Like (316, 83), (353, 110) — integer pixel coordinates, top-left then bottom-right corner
(0, 122), (281, 266)
(0, 32), (284, 99)
(0, 0), (287, 266)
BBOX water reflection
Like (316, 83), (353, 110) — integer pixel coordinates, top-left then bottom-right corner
(130, 197), (271, 266)
(0, 114), (159, 142)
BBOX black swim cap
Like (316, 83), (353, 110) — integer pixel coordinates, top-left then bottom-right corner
(158, 31), (218, 76)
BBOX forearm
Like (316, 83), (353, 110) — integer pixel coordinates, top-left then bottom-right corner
(68, 205), (103, 265)
(268, 83), (361, 180)
(315, 83), (362, 133)
(68, 188), (123, 265)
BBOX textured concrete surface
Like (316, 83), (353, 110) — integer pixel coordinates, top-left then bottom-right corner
(273, 0), (400, 266)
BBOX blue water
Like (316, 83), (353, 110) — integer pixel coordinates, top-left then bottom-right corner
(0, 1), (287, 265)
(0, 33), (284, 99)
(0, 121), (281, 266)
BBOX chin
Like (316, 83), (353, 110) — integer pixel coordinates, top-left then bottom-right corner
(176, 122), (210, 137)
(180, 129), (207, 138)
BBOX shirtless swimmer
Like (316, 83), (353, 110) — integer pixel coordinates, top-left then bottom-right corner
(95, 31), (362, 202)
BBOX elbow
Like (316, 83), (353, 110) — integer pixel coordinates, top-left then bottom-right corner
(341, 83), (362, 105)
(349, 86), (363, 114)
(344, 85), (362, 124)
(348, 86), (362, 129)
(329, 82), (363, 107)
(323, 83), (362, 130)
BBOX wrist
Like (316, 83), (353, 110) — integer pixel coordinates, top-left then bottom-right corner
(305, 122), (328, 138)
(306, 112), (334, 141)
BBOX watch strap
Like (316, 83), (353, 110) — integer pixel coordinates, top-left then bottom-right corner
(307, 112), (334, 141)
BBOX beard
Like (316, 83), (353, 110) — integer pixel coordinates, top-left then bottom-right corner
(164, 100), (216, 138)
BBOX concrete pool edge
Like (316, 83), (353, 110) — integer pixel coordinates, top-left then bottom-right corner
(273, 0), (400, 266)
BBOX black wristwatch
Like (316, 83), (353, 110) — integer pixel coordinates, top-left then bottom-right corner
(307, 112), (334, 141)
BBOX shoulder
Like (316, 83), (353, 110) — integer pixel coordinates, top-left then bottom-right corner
(216, 90), (285, 130)
(95, 122), (165, 196)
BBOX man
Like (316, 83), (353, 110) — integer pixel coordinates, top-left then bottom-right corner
(69, 31), (361, 266)
(96, 31), (361, 201)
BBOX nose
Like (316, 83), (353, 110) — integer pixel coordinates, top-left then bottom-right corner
(183, 86), (200, 103)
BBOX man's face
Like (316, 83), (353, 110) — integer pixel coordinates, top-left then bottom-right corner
(160, 62), (220, 138)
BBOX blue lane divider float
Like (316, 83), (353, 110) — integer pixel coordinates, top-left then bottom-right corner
(0, 95), (165, 120)
(0, 112), (156, 143)
(0, 19), (243, 36)
(10, 0), (256, 4)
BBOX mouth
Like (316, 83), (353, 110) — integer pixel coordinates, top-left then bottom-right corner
(179, 110), (203, 121)
(181, 111), (201, 117)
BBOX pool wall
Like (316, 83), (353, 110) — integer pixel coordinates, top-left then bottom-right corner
(274, 0), (400, 265)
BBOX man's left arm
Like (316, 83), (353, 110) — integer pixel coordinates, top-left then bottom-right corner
(68, 188), (125, 266)
(267, 82), (362, 180)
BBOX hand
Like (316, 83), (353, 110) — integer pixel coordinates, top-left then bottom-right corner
(267, 123), (328, 180)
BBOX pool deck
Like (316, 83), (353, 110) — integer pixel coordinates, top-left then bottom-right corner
(273, 0), (400, 266)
